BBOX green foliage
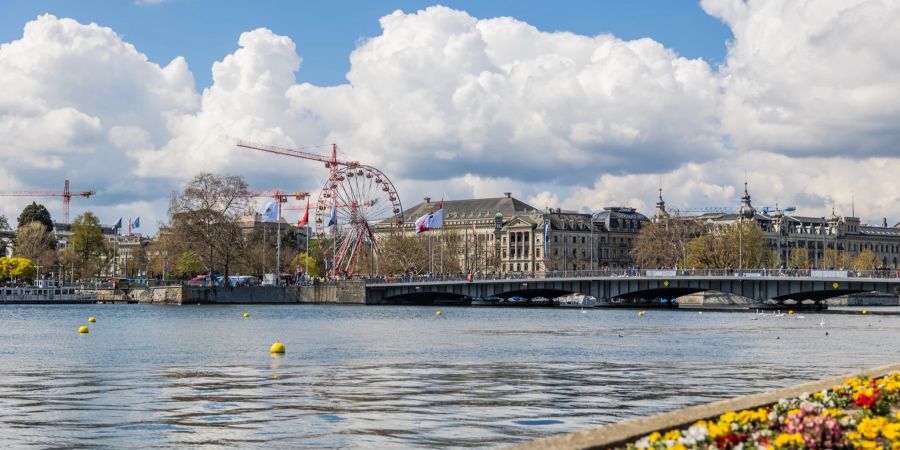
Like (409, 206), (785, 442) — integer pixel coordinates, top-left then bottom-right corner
(18, 202), (53, 231)
(290, 252), (319, 277)
(631, 218), (704, 268)
(175, 251), (202, 277)
(685, 222), (772, 269)
(788, 248), (809, 269)
(852, 249), (879, 270)
(69, 212), (108, 278)
(281, 226), (307, 252)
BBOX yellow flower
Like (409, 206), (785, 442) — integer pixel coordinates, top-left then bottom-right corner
(823, 408), (844, 417)
(719, 411), (737, 425)
(663, 430), (681, 441)
(882, 423), (900, 441)
(670, 445), (687, 450)
(858, 417), (889, 440)
(847, 431), (862, 441)
(859, 440), (883, 450)
(647, 431), (661, 443)
(812, 392), (824, 401)
(891, 442), (900, 450)
(707, 421), (729, 439)
(774, 433), (805, 448)
(786, 408), (801, 416)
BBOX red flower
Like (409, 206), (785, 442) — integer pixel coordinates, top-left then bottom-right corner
(855, 393), (876, 408)
(716, 433), (746, 449)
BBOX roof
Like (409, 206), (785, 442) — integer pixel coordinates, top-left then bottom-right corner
(860, 226), (900, 237)
(401, 196), (539, 222)
(591, 207), (648, 222)
(785, 215), (827, 223)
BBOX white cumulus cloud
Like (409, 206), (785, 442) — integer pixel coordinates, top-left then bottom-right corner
(2, 2), (900, 231)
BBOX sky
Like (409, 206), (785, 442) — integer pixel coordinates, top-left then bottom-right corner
(1, 0), (899, 233)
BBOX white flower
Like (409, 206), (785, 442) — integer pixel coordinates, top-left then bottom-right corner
(635, 437), (651, 449)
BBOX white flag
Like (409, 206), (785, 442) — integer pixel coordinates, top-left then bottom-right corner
(262, 200), (280, 223)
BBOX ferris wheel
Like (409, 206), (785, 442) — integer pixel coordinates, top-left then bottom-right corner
(236, 141), (403, 274)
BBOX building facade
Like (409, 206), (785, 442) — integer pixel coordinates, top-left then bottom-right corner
(374, 193), (648, 275)
(669, 185), (900, 269)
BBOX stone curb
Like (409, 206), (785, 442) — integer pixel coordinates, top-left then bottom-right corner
(509, 363), (900, 450)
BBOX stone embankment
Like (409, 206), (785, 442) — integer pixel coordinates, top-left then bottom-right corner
(141, 281), (365, 305)
(678, 291), (899, 306)
(510, 362), (900, 450)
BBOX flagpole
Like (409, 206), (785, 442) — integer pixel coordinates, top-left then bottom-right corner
(464, 226), (469, 274)
(276, 199), (282, 287)
(305, 223), (309, 281)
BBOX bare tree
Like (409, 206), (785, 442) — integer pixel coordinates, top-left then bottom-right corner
(630, 217), (704, 268)
(14, 222), (57, 272)
(168, 173), (251, 283)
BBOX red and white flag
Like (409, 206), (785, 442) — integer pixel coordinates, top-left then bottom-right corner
(296, 199), (310, 227)
(415, 199), (445, 233)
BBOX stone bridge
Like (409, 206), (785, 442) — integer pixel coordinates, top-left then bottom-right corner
(365, 276), (900, 306)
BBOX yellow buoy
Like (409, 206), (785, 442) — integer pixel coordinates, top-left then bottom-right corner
(270, 341), (285, 354)
(435, 310), (443, 316)
(638, 311), (645, 317)
(88, 316), (96, 323)
(78, 325), (89, 334)
(788, 310), (794, 315)
(242, 312), (250, 318)
(862, 309), (869, 315)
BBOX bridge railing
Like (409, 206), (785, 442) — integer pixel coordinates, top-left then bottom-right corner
(363, 268), (900, 285)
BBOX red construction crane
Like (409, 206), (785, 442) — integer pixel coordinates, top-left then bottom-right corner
(236, 141), (358, 168)
(236, 140), (404, 275)
(0, 179), (95, 223)
(247, 190), (310, 202)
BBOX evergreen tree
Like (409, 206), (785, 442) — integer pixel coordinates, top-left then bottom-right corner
(18, 202), (53, 231)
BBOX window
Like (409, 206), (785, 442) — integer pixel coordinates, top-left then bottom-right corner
(581, 237), (586, 244)
(554, 235), (558, 243)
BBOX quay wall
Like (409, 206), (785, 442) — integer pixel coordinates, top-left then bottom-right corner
(677, 290), (899, 306)
(148, 281), (366, 305)
(511, 362), (900, 450)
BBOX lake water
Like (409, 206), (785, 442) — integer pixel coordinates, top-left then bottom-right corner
(0, 304), (897, 448)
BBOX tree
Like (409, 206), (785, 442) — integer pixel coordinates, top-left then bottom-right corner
(14, 222), (57, 272)
(124, 244), (149, 278)
(290, 252), (319, 278)
(631, 218), (704, 268)
(686, 222), (771, 269)
(168, 173), (251, 282)
(852, 249), (878, 271)
(0, 215), (11, 256)
(1, 256), (36, 280)
(18, 202), (53, 231)
(378, 231), (430, 274)
(175, 251), (202, 277)
(825, 248), (853, 269)
(70, 212), (109, 278)
(788, 248), (810, 269)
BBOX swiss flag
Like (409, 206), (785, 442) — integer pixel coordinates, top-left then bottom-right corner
(296, 199), (310, 227)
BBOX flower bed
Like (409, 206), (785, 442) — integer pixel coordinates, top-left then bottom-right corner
(624, 372), (900, 450)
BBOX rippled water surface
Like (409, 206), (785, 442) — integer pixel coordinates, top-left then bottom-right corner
(1, 304), (898, 448)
